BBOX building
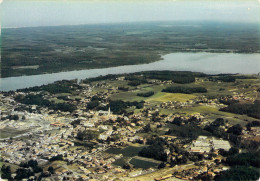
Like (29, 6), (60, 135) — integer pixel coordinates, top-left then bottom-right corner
(212, 139), (231, 151)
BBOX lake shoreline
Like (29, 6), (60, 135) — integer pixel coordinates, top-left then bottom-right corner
(1, 52), (259, 91)
(2, 52), (259, 79)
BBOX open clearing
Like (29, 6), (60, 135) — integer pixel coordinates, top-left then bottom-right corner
(147, 92), (197, 102)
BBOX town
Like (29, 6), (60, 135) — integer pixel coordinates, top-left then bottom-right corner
(1, 71), (259, 181)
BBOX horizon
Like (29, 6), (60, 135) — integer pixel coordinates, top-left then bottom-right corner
(2, 19), (259, 30)
(1, 0), (260, 28)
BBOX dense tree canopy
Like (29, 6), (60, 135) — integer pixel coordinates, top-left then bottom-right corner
(220, 102), (260, 119)
(137, 91), (154, 97)
(76, 130), (100, 141)
(226, 152), (260, 168)
(1, 165), (12, 180)
(142, 71), (202, 84)
(139, 143), (167, 161)
(227, 124), (243, 136)
(162, 86), (207, 94)
(15, 94), (76, 112)
(18, 80), (80, 94)
(215, 166), (260, 181)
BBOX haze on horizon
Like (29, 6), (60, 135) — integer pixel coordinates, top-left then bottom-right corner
(1, 0), (260, 28)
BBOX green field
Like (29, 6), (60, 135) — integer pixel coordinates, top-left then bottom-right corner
(147, 92), (197, 102)
(107, 75), (260, 127)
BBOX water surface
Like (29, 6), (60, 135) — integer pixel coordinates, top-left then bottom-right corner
(1, 52), (259, 91)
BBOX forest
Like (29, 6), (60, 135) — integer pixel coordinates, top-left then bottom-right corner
(15, 94), (76, 112)
(220, 101), (260, 119)
(2, 21), (259, 77)
(162, 86), (207, 94)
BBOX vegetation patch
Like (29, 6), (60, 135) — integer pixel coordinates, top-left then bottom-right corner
(220, 101), (260, 119)
(137, 91), (154, 97)
(162, 86), (207, 94)
(147, 92), (197, 102)
(18, 80), (80, 94)
(215, 166), (260, 181)
(142, 71), (204, 84)
(15, 94), (76, 112)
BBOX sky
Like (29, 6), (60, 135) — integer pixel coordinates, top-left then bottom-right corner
(1, 0), (260, 28)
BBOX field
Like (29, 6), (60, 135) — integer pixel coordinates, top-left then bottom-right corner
(124, 162), (197, 181)
(108, 75), (260, 127)
(105, 144), (160, 169)
(147, 92), (197, 102)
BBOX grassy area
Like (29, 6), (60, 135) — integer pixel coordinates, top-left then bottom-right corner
(147, 92), (197, 102)
(43, 160), (67, 171)
(111, 76), (259, 103)
(158, 105), (257, 126)
(108, 75), (259, 127)
(0, 128), (29, 139)
(48, 98), (65, 104)
(111, 84), (163, 102)
(126, 163), (197, 181)
(54, 93), (71, 97)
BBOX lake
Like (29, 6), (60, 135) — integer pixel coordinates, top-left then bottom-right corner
(1, 52), (259, 91)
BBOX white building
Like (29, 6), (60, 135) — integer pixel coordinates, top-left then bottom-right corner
(212, 139), (231, 151)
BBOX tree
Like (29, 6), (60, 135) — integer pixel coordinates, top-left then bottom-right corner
(228, 147), (239, 155)
(162, 86), (207, 94)
(87, 100), (100, 110)
(158, 162), (166, 169)
(227, 124), (242, 135)
(76, 130), (99, 141)
(50, 155), (63, 162)
(215, 166), (259, 181)
(139, 142), (168, 161)
(48, 166), (54, 174)
(143, 124), (152, 133)
(123, 163), (132, 169)
(137, 91), (154, 97)
(71, 119), (81, 127)
(1, 165), (12, 180)
(28, 160), (38, 168)
(15, 168), (34, 180)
